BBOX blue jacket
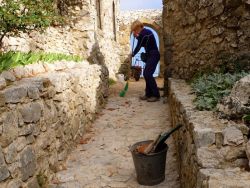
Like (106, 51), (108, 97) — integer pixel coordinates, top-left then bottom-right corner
(132, 28), (159, 57)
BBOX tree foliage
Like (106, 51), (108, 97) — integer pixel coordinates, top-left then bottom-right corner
(0, 0), (62, 46)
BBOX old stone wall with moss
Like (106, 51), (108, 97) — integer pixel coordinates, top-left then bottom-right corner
(2, 0), (121, 79)
(0, 61), (108, 187)
(163, 0), (250, 79)
(169, 78), (250, 188)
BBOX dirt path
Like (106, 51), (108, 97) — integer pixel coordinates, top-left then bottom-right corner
(50, 79), (180, 188)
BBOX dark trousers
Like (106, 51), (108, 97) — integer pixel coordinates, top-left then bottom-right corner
(143, 52), (160, 98)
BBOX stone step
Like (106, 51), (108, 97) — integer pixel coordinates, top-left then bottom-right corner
(197, 168), (250, 188)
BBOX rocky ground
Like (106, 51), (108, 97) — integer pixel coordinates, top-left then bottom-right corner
(49, 78), (180, 188)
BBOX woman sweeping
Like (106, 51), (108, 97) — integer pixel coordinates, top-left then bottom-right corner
(131, 20), (160, 102)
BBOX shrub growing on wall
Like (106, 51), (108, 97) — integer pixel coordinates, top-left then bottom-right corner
(0, 0), (62, 48)
(191, 72), (249, 111)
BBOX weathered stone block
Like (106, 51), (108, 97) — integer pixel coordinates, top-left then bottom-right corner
(7, 179), (23, 188)
(16, 137), (29, 152)
(19, 146), (36, 181)
(18, 124), (35, 136)
(0, 86), (27, 105)
(28, 63), (46, 75)
(221, 145), (246, 162)
(197, 8), (209, 20)
(197, 147), (223, 168)
(19, 102), (42, 123)
(1, 71), (16, 82)
(0, 147), (5, 165)
(47, 73), (71, 92)
(210, 27), (225, 36)
(0, 165), (10, 181)
(0, 112), (19, 147)
(0, 77), (6, 90)
(4, 143), (18, 164)
(223, 126), (244, 146)
(8, 162), (19, 179)
(193, 128), (215, 148)
(27, 86), (40, 100)
(25, 176), (40, 188)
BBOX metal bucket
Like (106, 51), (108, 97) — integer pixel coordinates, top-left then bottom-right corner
(130, 140), (168, 186)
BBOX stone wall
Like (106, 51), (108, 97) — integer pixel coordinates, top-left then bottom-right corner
(169, 78), (250, 188)
(0, 60), (108, 187)
(1, 0), (121, 79)
(118, 9), (164, 77)
(163, 0), (250, 79)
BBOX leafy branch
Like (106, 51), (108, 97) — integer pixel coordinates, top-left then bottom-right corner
(0, 0), (63, 48)
(191, 72), (249, 111)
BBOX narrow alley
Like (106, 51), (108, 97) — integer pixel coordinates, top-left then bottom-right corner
(51, 79), (180, 188)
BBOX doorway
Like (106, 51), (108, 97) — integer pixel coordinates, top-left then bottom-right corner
(130, 26), (160, 77)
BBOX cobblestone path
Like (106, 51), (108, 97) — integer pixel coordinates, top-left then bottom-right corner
(51, 79), (180, 188)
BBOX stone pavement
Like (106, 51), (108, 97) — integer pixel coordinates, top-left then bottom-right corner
(50, 79), (180, 188)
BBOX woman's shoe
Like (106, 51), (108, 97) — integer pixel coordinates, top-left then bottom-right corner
(147, 97), (160, 102)
(139, 95), (148, 100)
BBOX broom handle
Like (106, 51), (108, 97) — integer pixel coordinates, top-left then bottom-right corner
(131, 36), (135, 65)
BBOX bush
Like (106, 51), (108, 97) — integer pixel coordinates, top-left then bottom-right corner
(0, 0), (63, 47)
(191, 71), (249, 111)
(0, 51), (83, 72)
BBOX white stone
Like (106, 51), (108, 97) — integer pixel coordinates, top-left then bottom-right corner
(230, 75), (250, 105)
(193, 128), (215, 148)
(26, 62), (46, 75)
(223, 126), (244, 146)
(0, 76), (6, 90)
(1, 71), (16, 82)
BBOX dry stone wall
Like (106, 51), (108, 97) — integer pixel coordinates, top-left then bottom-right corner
(0, 60), (108, 187)
(169, 78), (250, 188)
(163, 0), (250, 79)
(2, 0), (121, 79)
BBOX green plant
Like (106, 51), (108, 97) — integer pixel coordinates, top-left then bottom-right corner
(243, 114), (250, 127)
(191, 71), (249, 111)
(0, 51), (83, 72)
(243, 114), (250, 121)
(37, 171), (48, 187)
(0, 0), (63, 47)
(108, 78), (116, 86)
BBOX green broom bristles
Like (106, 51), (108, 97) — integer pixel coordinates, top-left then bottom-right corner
(119, 82), (129, 97)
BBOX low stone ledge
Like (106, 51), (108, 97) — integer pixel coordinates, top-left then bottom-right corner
(0, 61), (108, 187)
(169, 78), (250, 188)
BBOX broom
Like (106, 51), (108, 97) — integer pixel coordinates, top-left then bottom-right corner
(119, 36), (135, 97)
(119, 81), (129, 97)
